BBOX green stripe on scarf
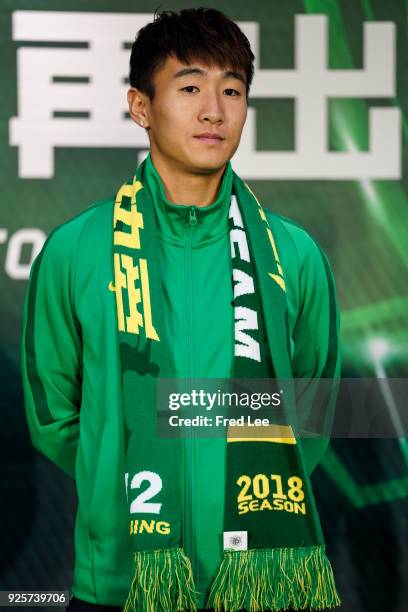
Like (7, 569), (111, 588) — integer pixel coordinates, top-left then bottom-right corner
(110, 155), (341, 611)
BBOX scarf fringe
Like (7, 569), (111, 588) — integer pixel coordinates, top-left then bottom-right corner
(204, 545), (341, 611)
(123, 547), (199, 612)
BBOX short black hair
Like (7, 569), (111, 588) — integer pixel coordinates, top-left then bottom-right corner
(129, 7), (255, 99)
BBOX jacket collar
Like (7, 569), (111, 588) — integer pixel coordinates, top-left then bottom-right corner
(141, 152), (233, 247)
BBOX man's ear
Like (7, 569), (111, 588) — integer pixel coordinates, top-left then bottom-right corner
(127, 87), (149, 129)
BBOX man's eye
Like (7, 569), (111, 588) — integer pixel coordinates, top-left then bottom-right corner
(224, 88), (240, 96)
(181, 85), (199, 93)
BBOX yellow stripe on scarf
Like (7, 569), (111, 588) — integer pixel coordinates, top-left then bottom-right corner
(227, 424), (296, 444)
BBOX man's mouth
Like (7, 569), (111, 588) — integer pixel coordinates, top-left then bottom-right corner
(194, 132), (225, 143)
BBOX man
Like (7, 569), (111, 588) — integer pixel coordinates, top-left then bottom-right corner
(21, 8), (341, 612)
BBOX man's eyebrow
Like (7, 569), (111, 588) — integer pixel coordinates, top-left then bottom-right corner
(223, 70), (246, 86)
(173, 66), (246, 86)
(173, 67), (206, 79)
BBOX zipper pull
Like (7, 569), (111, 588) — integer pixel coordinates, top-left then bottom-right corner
(188, 207), (198, 226)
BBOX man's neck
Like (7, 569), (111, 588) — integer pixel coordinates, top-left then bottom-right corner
(150, 151), (226, 207)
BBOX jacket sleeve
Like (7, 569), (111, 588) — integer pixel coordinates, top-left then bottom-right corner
(290, 236), (342, 475)
(21, 226), (83, 479)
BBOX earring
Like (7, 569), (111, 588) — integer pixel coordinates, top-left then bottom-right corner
(140, 119), (145, 127)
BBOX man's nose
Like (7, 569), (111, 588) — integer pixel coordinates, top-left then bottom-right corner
(199, 94), (224, 124)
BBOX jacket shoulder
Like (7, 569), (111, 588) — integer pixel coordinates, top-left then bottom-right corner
(28, 199), (114, 292)
(46, 198), (113, 249)
(35, 198), (114, 268)
(261, 206), (329, 272)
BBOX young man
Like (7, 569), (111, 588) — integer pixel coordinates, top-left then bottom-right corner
(21, 8), (342, 612)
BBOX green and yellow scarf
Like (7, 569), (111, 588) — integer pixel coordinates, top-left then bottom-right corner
(109, 156), (341, 611)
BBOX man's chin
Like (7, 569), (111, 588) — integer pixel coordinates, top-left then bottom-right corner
(185, 151), (231, 175)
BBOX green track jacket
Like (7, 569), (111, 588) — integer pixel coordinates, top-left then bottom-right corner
(21, 156), (341, 608)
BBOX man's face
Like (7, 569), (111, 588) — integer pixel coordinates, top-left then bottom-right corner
(129, 56), (248, 174)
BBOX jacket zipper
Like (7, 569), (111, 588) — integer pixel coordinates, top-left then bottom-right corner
(184, 205), (198, 593)
(188, 207), (198, 226)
